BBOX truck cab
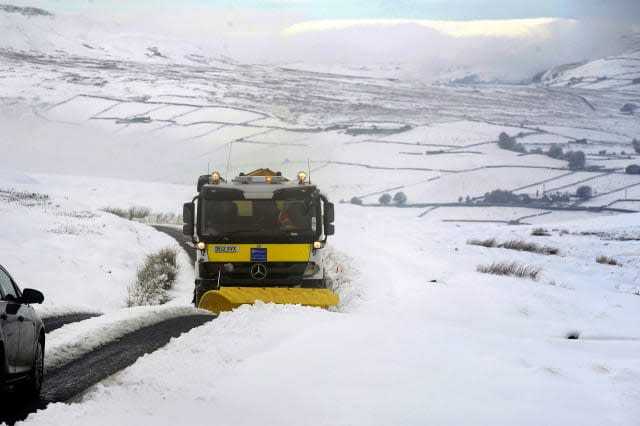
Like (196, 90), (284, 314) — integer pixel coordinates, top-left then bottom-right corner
(183, 169), (337, 313)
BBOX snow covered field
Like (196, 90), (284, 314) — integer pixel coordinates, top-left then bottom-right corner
(0, 4), (639, 425)
(15, 205), (640, 426)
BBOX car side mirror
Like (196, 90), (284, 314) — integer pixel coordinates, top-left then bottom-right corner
(21, 288), (44, 304)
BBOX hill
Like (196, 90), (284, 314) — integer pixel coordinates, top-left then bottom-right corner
(535, 47), (640, 93)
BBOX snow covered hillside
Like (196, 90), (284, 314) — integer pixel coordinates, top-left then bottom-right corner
(536, 47), (640, 93)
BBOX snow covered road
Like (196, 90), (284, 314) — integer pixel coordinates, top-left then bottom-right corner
(2, 311), (213, 425)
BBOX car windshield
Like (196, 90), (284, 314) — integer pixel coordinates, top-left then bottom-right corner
(200, 199), (317, 240)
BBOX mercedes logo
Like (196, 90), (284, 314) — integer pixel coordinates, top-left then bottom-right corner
(250, 263), (267, 280)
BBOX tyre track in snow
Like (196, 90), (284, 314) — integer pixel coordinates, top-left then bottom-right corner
(1, 314), (213, 425)
(43, 313), (100, 333)
(153, 224), (196, 263)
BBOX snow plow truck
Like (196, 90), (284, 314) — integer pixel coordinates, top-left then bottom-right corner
(183, 168), (338, 314)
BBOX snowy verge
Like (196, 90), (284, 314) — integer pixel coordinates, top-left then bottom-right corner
(0, 171), (194, 313)
(44, 305), (211, 371)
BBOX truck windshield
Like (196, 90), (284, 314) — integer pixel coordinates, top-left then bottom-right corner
(200, 199), (317, 241)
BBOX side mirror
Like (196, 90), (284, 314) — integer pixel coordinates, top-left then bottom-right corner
(324, 202), (334, 224)
(324, 223), (335, 236)
(183, 202), (195, 236)
(21, 288), (44, 304)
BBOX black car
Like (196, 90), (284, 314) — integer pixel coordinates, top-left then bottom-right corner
(0, 264), (45, 395)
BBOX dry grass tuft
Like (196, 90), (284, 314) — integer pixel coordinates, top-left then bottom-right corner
(477, 261), (542, 280)
(596, 255), (619, 266)
(467, 238), (497, 248)
(499, 239), (559, 255)
(469, 238), (559, 255)
(531, 227), (550, 236)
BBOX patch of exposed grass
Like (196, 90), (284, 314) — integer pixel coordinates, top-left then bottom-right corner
(596, 255), (619, 266)
(127, 247), (179, 306)
(0, 188), (50, 207)
(467, 238), (497, 248)
(102, 206), (181, 224)
(477, 262), (542, 280)
(468, 238), (558, 255)
(531, 227), (550, 236)
(102, 206), (128, 219)
(499, 239), (559, 255)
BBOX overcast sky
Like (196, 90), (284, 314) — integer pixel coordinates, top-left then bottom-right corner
(13, 0), (639, 22)
(4, 1), (639, 80)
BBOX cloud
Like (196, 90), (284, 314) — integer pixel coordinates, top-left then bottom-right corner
(281, 17), (575, 38)
(1, 3), (633, 82)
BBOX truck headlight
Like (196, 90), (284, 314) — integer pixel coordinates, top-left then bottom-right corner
(196, 242), (206, 250)
(313, 241), (324, 249)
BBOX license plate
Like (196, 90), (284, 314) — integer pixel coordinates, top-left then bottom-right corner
(215, 246), (239, 253)
(251, 248), (267, 262)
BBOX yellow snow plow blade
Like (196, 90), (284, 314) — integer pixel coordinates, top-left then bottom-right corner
(198, 287), (339, 315)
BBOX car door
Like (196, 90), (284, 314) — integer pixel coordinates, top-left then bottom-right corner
(16, 301), (37, 372)
(0, 267), (20, 374)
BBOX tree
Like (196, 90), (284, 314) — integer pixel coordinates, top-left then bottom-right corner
(633, 139), (640, 154)
(576, 186), (593, 200)
(484, 189), (517, 203)
(566, 150), (586, 169)
(626, 164), (640, 175)
(547, 144), (564, 160)
(393, 192), (407, 206)
(379, 193), (392, 205)
(621, 103), (638, 114)
(350, 197), (363, 205)
(498, 132), (516, 150)
(513, 143), (527, 153)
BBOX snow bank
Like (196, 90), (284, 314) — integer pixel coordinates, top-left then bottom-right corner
(44, 305), (210, 371)
(0, 172), (193, 314)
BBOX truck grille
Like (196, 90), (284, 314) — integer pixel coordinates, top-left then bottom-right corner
(199, 262), (307, 287)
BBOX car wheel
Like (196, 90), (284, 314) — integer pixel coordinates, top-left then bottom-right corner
(19, 341), (43, 396)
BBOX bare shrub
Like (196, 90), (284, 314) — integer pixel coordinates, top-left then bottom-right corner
(102, 207), (128, 218)
(57, 210), (97, 219)
(141, 212), (183, 225)
(467, 238), (497, 248)
(0, 188), (49, 207)
(596, 255), (619, 266)
(531, 228), (550, 236)
(127, 248), (179, 307)
(477, 262), (542, 280)
(128, 206), (151, 220)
